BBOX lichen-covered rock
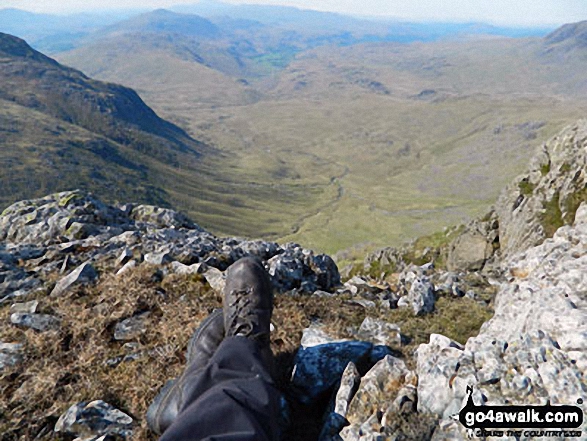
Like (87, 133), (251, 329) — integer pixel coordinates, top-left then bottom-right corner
(55, 400), (133, 439)
(447, 215), (498, 271)
(268, 243), (340, 292)
(127, 204), (202, 230)
(0, 190), (131, 245)
(346, 355), (417, 427)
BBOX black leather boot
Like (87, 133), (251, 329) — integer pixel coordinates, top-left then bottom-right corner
(223, 256), (273, 345)
(146, 308), (224, 435)
(223, 256), (275, 375)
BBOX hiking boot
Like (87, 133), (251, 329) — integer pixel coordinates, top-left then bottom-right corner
(146, 308), (224, 435)
(223, 256), (273, 345)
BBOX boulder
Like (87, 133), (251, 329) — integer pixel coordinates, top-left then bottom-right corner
(447, 223), (495, 271)
(128, 204), (201, 230)
(292, 341), (373, 404)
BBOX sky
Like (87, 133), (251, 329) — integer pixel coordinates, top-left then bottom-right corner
(1, 0), (586, 26)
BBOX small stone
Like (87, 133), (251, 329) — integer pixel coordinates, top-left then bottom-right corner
(301, 324), (348, 348)
(55, 400), (133, 438)
(51, 262), (98, 296)
(171, 261), (207, 275)
(116, 260), (137, 275)
(116, 248), (133, 267)
(202, 267), (225, 292)
(114, 313), (150, 341)
(348, 299), (376, 309)
(311, 290), (335, 298)
(0, 342), (23, 370)
(10, 300), (39, 314)
(11, 312), (60, 332)
(398, 277), (435, 315)
(144, 252), (172, 265)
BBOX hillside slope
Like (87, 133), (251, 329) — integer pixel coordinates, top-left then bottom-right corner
(0, 32), (210, 209)
(55, 21), (587, 252)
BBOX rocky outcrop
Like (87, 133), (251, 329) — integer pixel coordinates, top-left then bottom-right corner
(494, 120), (587, 260)
(0, 190), (341, 302)
(416, 203), (587, 439)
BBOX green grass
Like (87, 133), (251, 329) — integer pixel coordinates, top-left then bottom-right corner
(518, 180), (536, 196)
(541, 191), (564, 238)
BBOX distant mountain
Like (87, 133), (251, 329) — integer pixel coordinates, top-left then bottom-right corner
(0, 32), (211, 210)
(544, 20), (587, 54)
(172, 1), (552, 41)
(0, 8), (134, 53)
(101, 9), (220, 38)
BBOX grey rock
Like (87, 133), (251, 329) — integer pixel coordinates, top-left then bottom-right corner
(51, 262), (98, 296)
(202, 266), (225, 292)
(171, 261), (207, 275)
(9, 300), (39, 314)
(11, 312), (60, 332)
(334, 362), (361, 417)
(495, 120), (587, 259)
(447, 217), (497, 271)
(301, 324), (349, 348)
(0, 342), (23, 370)
(348, 299), (376, 309)
(116, 260), (137, 275)
(397, 275), (435, 315)
(54, 400), (133, 439)
(347, 356), (416, 426)
(144, 251), (173, 265)
(116, 248), (133, 267)
(0, 190), (131, 246)
(114, 313), (150, 341)
(416, 202), (587, 438)
(129, 204), (201, 230)
(356, 317), (401, 348)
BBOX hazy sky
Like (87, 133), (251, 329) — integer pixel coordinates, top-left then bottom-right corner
(1, 0), (586, 26)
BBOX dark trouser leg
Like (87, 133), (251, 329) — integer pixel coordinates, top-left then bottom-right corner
(160, 336), (282, 441)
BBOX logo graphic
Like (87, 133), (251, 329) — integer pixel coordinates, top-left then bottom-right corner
(456, 386), (583, 437)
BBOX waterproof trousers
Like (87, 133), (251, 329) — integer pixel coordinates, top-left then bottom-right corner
(160, 336), (282, 441)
